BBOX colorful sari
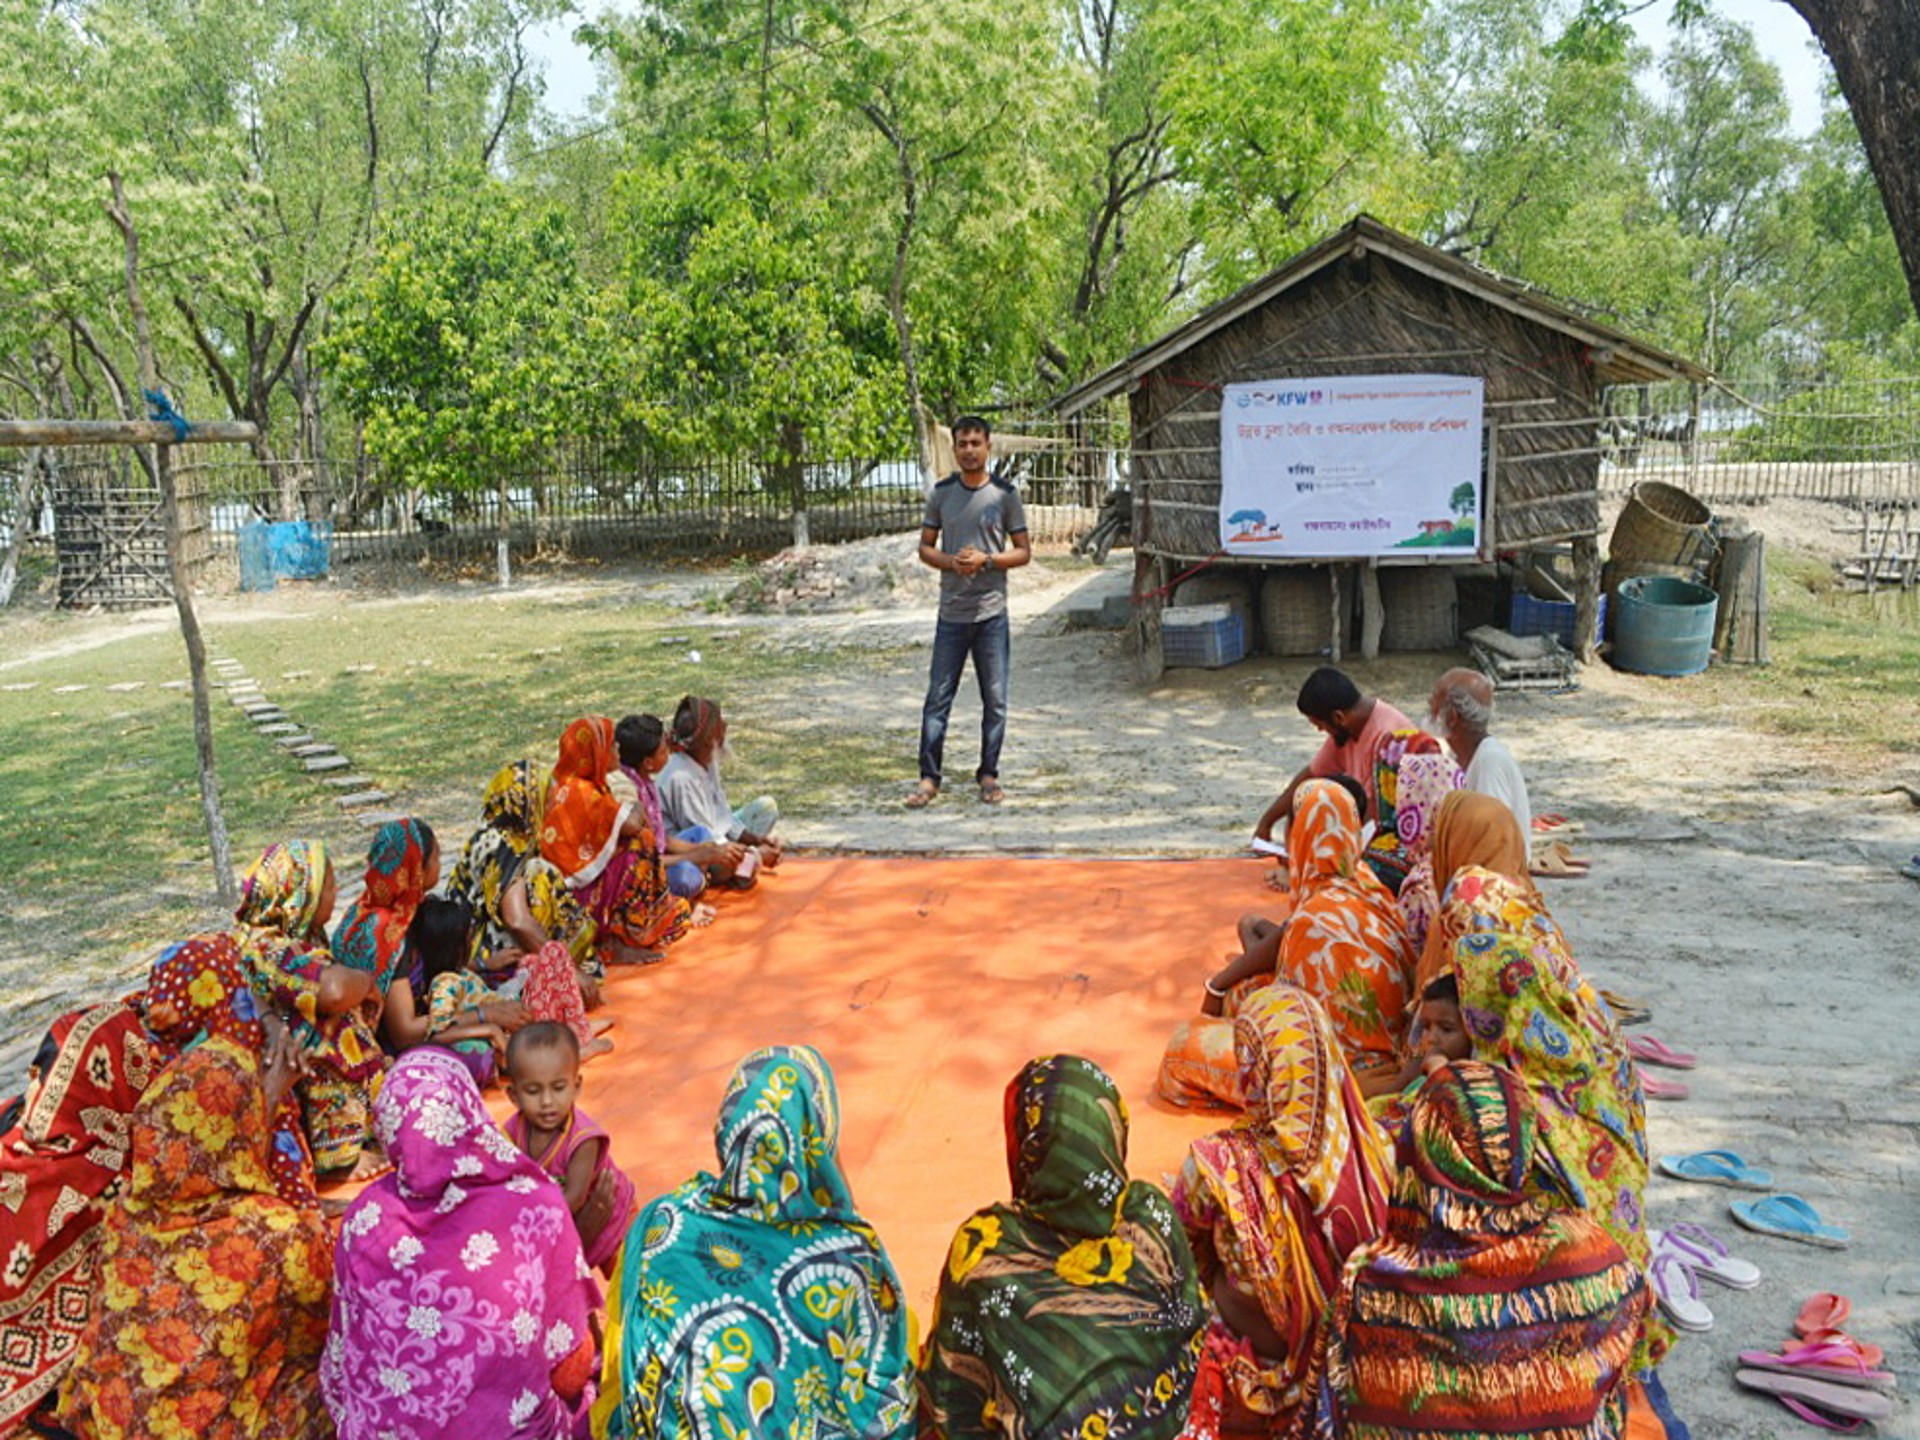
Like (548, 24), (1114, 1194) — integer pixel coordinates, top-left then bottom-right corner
(144, 933), (315, 1205)
(233, 840), (385, 1176)
(0, 1002), (158, 1434)
(331, 817), (436, 994)
(542, 718), (689, 958)
(56, 1036), (333, 1440)
(448, 760), (596, 973)
(1388, 753), (1464, 957)
(1361, 730), (1445, 893)
(922, 1055), (1206, 1440)
(1413, 791), (1535, 994)
(1317, 1061), (1648, 1440)
(1276, 781), (1414, 1087)
(323, 1048), (599, 1440)
(1172, 986), (1393, 1438)
(597, 1045), (916, 1440)
(1443, 915), (1669, 1371)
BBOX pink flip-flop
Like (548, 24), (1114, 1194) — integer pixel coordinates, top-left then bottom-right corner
(1738, 1341), (1898, 1393)
(1735, 1367), (1893, 1427)
(1641, 1072), (1689, 1101)
(1628, 1033), (1698, 1070)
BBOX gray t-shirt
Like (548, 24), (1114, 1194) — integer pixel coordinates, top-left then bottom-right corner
(922, 473), (1028, 622)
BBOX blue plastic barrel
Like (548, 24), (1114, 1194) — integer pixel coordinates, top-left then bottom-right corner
(1611, 575), (1717, 676)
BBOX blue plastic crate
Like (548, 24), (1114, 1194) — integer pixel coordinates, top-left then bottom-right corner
(1162, 605), (1247, 668)
(1509, 590), (1605, 649)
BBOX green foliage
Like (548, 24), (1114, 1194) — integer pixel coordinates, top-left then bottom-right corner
(1726, 348), (1920, 463)
(321, 178), (602, 489)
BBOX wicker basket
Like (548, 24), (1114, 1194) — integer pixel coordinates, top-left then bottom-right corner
(1610, 481), (1713, 568)
(1174, 571), (1260, 652)
(1380, 567), (1459, 651)
(1259, 567), (1333, 656)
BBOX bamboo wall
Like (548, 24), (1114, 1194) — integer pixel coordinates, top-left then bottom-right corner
(1128, 252), (1604, 560)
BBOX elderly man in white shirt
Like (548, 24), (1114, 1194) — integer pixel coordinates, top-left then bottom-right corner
(1426, 667), (1531, 840)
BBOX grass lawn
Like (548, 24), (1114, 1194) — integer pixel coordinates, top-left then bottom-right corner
(0, 581), (911, 987)
(1694, 549), (1920, 763)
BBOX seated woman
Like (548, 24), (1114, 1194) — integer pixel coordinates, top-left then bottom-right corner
(446, 758), (601, 1002)
(920, 1054), (1205, 1440)
(1159, 780), (1412, 1106)
(657, 696), (782, 888)
(323, 1048), (600, 1440)
(232, 840), (386, 1181)
(1442, 913), (1670, 1372)
(597, 1045), (915, 1439)
(615, 712), (738, 905)
(542, 716), (693, 965)
(1387, 751), (1464, 956)
(330, 816), (438, 995)
(0, 997), (160, 1430)
(1319, 1059), (1649, 1439)
(1357, 727), (1446, 893)
(1172, 985), (1392, 1439)
(57, 1014), (333, 1440)
(1412, 789), (1538, 994)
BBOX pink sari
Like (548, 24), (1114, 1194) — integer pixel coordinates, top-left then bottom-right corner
(322, 1050), (600, 1439)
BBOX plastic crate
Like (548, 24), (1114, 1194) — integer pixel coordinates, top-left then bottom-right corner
(1162, 604), (1248, 669)
(1508, 590), (1605, 649)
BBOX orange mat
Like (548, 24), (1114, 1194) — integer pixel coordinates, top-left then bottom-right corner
(545, 856), (1281, 1311)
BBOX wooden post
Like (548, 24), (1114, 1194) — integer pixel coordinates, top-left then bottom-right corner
(1329, 564), (1345, 664)
(107, 173), (237, 906)
(1129, 550), (1167, 686)
(1359, 559), (1384, 660)
(1572, 534), (1601, 664)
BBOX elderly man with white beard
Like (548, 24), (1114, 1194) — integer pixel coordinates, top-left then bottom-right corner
(1427, 667), (1531, 841)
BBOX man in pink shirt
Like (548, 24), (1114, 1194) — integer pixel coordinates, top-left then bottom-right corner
(1253, 666), (1415, 843)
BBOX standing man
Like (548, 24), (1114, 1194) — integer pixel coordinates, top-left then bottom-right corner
(907, 415), (1030, 808)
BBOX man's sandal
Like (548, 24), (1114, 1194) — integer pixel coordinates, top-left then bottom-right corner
(979, 779), (1006, 805)
(905, 781), (939, 809)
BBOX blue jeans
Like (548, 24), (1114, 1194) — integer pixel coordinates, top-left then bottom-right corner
(667, 826), (710, 899)
(918, 612), (1009, 786)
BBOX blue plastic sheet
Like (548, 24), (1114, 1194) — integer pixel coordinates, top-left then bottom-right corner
(239, 520), (332, 592)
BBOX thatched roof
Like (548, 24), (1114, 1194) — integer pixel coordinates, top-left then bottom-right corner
(1053, 215), (1711, 416)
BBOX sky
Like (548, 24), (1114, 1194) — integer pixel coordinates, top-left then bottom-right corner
(527, 0), (1835, 133)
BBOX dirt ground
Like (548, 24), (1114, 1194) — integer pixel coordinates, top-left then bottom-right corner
(3, 523), (1916, 1435)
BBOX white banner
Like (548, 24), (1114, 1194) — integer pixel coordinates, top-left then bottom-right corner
(1218, 374), (1486, 558)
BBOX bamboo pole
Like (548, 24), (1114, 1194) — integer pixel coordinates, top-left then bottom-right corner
(107, 172), (237, 906)
(0, 419), (259, 447)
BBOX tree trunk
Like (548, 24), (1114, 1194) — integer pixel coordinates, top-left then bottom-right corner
(0, 449), (39, 607)
(1785, 0), (1920, 319)
(779, 416), (808, 549)
(107, 172), (237, 907)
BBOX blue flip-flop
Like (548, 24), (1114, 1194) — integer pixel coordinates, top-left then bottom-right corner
(1730, 1193), (1852, 1250)
(1656, 1149), (1773, 1190)
(1900, 855), (1920, 881)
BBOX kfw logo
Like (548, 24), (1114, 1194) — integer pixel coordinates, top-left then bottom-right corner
(1236, 389), (1324, 408)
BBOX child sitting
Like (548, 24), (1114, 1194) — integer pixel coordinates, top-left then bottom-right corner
(503, 1021), (635, 1274)
(413, 897), (511, 1085)
(1372, 973), (1475, 1135)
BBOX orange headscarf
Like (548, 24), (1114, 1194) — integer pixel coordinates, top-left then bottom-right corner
(1415, 791), (1539, 991)
(1278, 781), (1413, 1079)
(541, 717), (629, 883)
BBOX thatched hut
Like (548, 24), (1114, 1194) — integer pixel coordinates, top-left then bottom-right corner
(1052, 215), (1710, 671)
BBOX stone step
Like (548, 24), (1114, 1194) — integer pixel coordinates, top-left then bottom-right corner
(303, 754), (351, 773)
(275, 733), (316, 749)
(354, 810), (407, 828)
(105, 681), (145, 692)
(336, 789), (392, 808)
(289, 743), (338, 759)
(52, 684), (88, 693)
(322, 774), (372, 789)
(246, 709), (289, 724)
(0, 682), (37, 692)
(161, 680), (190, 691)
(256, 722), (300, 735)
